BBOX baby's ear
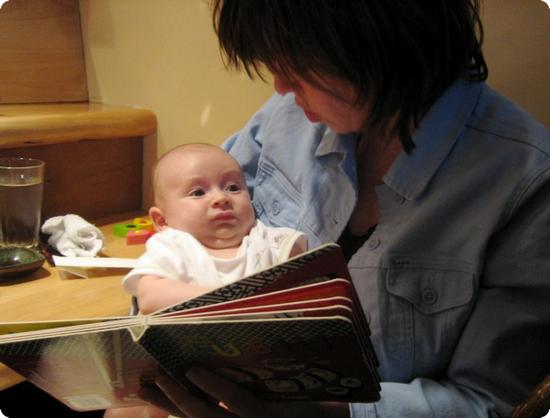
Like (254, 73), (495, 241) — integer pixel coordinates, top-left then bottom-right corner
(149, 207), (167, 231)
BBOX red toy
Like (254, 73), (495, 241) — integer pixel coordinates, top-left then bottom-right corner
(126, 229), (155, 245)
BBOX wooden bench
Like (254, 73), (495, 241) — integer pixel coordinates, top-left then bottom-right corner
(0, 103), (157, 220)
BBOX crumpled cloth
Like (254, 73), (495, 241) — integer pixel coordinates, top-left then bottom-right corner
(41, 214), (104, 257)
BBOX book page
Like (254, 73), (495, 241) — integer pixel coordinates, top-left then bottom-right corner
(0, 328), (161, 411)
(159, 278), (353, 318)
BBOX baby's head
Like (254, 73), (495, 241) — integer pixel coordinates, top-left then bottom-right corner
(149, 143), (255, 250)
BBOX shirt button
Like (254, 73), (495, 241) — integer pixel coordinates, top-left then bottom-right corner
(422, 287), (438, 305)
(253, 201), (263, 214)
(257, 172), (267, 185)
(272, 200), (281, 215)
(367, 237), (380, 250)
(394, 193), (405, 205)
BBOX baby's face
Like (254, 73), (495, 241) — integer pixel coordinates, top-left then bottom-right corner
(155, 146), (255, 250)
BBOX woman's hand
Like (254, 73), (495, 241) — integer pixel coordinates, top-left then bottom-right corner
(139, 368), (350, 418)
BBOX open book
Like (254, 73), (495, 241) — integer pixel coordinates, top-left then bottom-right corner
(0, 243), (380, 412)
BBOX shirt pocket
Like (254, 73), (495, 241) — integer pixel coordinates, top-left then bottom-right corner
(253, 161), (303, 230)
(384, 257), (476, 377)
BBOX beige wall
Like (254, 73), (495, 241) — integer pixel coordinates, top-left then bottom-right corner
(482, 0), (550, 127)
(80, 0), (550, 161)
(79, 0), (274, 157)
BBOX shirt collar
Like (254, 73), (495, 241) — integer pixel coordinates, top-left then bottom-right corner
(315, 127), (359, 198)
(383, 79), (483, 200)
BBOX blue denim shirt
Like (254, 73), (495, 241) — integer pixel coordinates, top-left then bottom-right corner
(224, 80), (550, 417)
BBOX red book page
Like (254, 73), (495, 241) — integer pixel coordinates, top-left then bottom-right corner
(160, 279), (353, 318)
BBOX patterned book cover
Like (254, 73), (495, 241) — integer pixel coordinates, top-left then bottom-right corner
(140, 317), (380, 403)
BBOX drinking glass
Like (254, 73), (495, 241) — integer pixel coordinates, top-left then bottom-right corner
(0, 158), (45, 249)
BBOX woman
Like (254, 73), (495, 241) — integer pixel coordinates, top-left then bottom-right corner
(141, 1), (550, 417)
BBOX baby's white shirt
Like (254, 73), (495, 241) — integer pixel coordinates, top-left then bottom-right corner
(122, 220), (307, 296)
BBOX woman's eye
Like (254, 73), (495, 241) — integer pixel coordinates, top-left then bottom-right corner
(189, 189), (205, 197)
(226, 184), (241, 192)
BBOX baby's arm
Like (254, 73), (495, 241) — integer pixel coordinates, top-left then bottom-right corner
(289, 242), (305, 258)
(136, 275), (215, 315)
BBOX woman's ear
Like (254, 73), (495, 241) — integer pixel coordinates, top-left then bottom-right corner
(149, 206), (167, 231)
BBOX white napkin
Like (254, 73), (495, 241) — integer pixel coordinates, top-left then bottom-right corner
(41, 214), (105, 257)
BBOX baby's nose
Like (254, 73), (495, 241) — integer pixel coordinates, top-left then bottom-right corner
(211, 190), (229, 206)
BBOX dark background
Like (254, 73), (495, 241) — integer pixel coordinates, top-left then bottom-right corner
(0, 382), (105, 418)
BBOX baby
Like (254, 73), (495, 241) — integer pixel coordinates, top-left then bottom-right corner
(123, 142), (307, 315)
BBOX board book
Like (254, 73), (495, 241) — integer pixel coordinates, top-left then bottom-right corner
(0, 243), (380, 411)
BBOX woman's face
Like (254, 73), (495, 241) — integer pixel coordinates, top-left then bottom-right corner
(272, 70), (369, 134)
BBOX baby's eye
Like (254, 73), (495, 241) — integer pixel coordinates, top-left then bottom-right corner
(188, 188), (205, 197)
(226, 184), (241, 192)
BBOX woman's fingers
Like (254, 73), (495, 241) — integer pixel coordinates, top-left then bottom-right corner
(140, 370), (347, 418)
(185, 367), (270, 418)
(155, 374), (238, 418)
(138, 384), (190, 418)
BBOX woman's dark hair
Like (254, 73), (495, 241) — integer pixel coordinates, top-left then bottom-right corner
(211, 0), (488, 153)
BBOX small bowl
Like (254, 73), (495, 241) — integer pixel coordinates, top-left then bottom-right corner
(0, 247), (45, 280)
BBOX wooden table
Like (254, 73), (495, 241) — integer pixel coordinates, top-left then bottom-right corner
(0, 214), (147, 390)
